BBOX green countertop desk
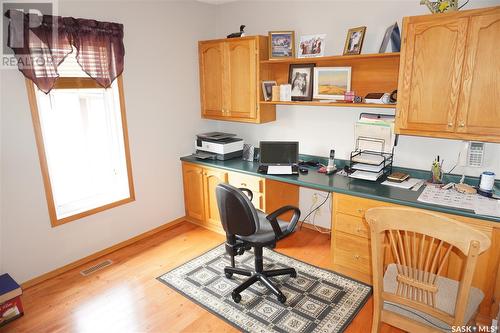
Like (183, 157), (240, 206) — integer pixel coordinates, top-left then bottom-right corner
(180, 155), (500, 225)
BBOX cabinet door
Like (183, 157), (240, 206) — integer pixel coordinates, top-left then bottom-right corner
(203, 168), (228, 227)
(182, 164), (205, 222)
(397, 17), (468, 133)
(456, 11), (500, 138)
(224, 39), (257, 119)
(199, 42), (224, 118)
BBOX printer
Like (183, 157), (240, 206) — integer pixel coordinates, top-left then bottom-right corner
(194, 132), (244, 160)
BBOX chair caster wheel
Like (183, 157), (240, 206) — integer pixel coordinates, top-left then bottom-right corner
(232, 292), (242, 303)
(290, 271), (297, 278)
(277, 295), (287, 304)
(225, 272), (233, 279)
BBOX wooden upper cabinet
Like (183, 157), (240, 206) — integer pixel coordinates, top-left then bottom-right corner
(199, 42), (224, 117)
(397, 16), (468, 133)
(456, 11), (500, 138)
(396, 6), (500, 143)
(225, 39), (257, 119)
(198, 36), (275, 123)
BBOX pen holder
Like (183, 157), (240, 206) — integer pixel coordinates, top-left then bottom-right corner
(431, 163), (443, 184)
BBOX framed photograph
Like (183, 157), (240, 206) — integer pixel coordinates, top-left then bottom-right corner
(313, 67), (351, 100)
(268, 31), (295, 60)
(261, 81), (277, 101)
(379, 22), (401, 53)
(288, 64), (315, 101)
(343, 26), (366, 55)
(298, 34), (326, 58)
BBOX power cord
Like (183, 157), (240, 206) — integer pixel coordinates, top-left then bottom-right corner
(299, 192), (331, 232)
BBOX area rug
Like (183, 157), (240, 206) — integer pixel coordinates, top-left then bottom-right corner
(157, 244), (372, 333)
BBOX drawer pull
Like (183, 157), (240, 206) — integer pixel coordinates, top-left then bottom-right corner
(240, 182), (247, 187)
(357, 208), (364, 213)
(354, 255), (360, 260)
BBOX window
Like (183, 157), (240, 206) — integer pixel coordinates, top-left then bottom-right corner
(27, 54), (134, 227)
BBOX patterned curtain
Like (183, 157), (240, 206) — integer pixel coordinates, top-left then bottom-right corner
(4, 10), (125, 93)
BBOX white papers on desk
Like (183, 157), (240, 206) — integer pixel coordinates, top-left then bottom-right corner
(381, 178), (424, 190)
(349, 170), (383, 181)
(352, 162), (384, 173)
(351, 153), (385, 165)
(355, 116), (396, 153)
(417, 185), (476, 210)
(417, 185), (500, 217)
(474, 196), (500, 218)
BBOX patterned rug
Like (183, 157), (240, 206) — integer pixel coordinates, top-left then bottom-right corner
(157, 244), (372, 333)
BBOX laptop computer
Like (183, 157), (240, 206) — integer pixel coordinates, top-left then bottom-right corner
(258, 141), (299, 175)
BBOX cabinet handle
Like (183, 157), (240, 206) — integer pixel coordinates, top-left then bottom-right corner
(459, 122), (465, 128)
(447, 122), (453, 127)
(354, 254), (360, 260)
(240, 182), (247, 187)
(356, 227), (362, 233)
(357, 208), (364, 213)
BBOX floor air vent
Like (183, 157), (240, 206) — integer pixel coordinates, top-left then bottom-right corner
(80, 259), (113, 276)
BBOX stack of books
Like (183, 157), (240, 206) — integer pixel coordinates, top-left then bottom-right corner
(0, 274), (23, 327)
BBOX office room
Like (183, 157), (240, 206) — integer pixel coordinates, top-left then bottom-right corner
(0, 0), (499, 331)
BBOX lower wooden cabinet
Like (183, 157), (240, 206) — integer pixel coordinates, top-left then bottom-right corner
(203, 168), (228, 229)
(331, 193), (500, 324)
(182, 162), (299, 234)
(182, 163), (205, 222)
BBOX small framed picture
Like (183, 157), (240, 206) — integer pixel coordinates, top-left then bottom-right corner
(343, 26), (366, 55)
(379, 22), (401, 53)
(268, 31), (295, 60)
(288, 64), (315, 101)
(313, 67), (352, 100)
(261, 81), (277, 101)
(298, 34), (326, 58)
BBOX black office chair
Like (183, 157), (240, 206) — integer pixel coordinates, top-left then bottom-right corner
(215, 183), (301, 304)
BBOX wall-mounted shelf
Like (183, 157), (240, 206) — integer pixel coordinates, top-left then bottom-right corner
(260, 52), (400, 65)
(260, 101), (396, 109)
(259, 52), (401, 106)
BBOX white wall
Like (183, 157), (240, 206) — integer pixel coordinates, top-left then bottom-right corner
(210, 0), (500, 177)
(0, 0), (217, 283)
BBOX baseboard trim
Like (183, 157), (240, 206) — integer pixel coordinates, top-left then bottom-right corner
(300, 222), (331, 234)
(185, 217), (225, 235)
(21, 217), (187, 290)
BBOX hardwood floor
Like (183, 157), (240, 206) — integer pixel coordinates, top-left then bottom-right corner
(5, 221), (402, 332)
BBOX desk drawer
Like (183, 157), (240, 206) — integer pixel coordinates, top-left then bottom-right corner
(228, 172), (263, 194)
(335, 213), (370, 239)
(333, 232), (371, 275)
(335, 194), (393, 218)
(252, 193), (264, 211)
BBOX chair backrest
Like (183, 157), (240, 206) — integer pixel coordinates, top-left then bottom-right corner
(365, 207), (491, 327)
(216, 183), (259, 237)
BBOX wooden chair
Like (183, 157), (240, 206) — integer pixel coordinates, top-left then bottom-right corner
(365, 207), (491, 333)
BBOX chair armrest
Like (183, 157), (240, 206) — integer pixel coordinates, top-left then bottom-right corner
(238, 188), (253, 201)
(266, 205), (301, 238)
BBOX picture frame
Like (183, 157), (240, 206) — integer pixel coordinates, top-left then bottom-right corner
(343, 26), (366, 55)
(298, 34), (326, 58)
(261, 81), (277, 101)
(379, 22), (401, 53)
(313, 67), (351, 100)
(288, 64), (315, 101)
(268, 31), (295, 60)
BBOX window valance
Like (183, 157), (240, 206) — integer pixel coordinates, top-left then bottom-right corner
(4, 10), (125, 93)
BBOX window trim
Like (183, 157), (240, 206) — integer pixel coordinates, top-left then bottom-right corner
(26, 76), (135, 227)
